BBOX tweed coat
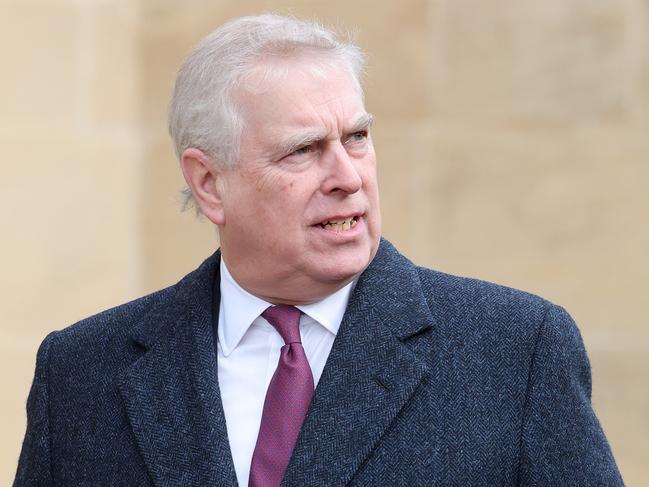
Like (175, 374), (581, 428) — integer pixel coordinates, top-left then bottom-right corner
(15, 239), (623, 486)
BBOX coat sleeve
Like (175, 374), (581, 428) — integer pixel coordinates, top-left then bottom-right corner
(14, 332), (57, 487)
(517, 304), (624, 486)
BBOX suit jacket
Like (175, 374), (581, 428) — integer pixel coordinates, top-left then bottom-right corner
(15, 239), (623, 486)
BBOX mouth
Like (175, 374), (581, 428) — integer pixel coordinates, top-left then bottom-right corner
(318, 215), (359, 232)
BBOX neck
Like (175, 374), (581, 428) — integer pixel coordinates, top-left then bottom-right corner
(220, 254), (355, 305)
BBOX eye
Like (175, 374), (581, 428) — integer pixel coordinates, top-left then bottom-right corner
(345, 131), (368, 145)
(291, 144), (315, 156)
(281, 143), (319, 163)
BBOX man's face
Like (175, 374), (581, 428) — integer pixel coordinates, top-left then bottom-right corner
(217, 61), (381, 304)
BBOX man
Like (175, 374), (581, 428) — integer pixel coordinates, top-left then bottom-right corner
(15, 14), (623, 486)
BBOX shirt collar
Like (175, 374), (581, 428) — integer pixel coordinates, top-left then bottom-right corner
(295, 281), (355, 336)
(218, 257), (356, 357)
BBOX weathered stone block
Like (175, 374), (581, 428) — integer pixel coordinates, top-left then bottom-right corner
(435, 0), (634, 124)
(0, 3), (79, 126)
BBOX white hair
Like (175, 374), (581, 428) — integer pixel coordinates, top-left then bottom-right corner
(168, 14), (366, 210)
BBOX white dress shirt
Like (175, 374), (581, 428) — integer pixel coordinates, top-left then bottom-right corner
(217, 259), (355, 487)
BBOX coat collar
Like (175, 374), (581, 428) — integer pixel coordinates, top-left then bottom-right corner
(118, 251), (238, 486)
(119, 239), (435, 486)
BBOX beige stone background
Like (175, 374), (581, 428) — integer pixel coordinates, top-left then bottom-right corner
(1, 0), (647, 484)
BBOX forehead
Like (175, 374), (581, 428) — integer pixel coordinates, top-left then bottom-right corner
(235, 59), (366, 136)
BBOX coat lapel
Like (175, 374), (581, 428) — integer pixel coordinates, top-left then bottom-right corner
(118, 252), (238, 486)
(283, 240), (436, 486)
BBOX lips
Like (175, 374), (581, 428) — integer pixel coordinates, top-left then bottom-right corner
(318, 216), (359, 231)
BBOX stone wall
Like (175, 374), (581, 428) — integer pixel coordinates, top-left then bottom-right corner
(2, 0), (647, 483)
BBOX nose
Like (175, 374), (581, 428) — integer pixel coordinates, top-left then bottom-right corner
(321, 142), (363, 194)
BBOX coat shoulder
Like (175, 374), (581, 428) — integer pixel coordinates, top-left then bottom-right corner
(410, 264), (566, 360)
(416, 265), (551, 323)
(372, 240), (559, 345)
(48, 284), (176, 357)
(46, 251), (219, 362)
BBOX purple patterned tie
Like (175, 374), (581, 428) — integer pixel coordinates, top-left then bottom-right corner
(249, 305), (314, 487)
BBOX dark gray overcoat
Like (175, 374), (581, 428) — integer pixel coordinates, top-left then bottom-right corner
(15, 239), (623, 486)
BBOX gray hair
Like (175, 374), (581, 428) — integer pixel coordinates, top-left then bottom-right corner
(168, 14), (366, 210)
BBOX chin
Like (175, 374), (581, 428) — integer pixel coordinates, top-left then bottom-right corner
(306, 234), (379, 283)
(316, 253), (372, 284)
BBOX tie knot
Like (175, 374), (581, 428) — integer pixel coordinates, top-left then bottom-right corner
(262, 305), (302, 344)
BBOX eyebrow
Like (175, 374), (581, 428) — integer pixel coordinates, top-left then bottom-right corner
(278, 131), (323, 157)
(277, 112), (375, 156)
(349, 112), (375, 134)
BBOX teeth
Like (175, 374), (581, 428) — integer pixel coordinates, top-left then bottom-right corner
(321, 216), (357, 231)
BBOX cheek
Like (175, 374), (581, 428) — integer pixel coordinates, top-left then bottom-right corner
(249, 165), (288, 192)
(255, 182), (306, 228)
(362, 167), (380, 195)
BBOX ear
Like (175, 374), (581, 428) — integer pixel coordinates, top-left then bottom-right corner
(180, 148), (227, 225)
